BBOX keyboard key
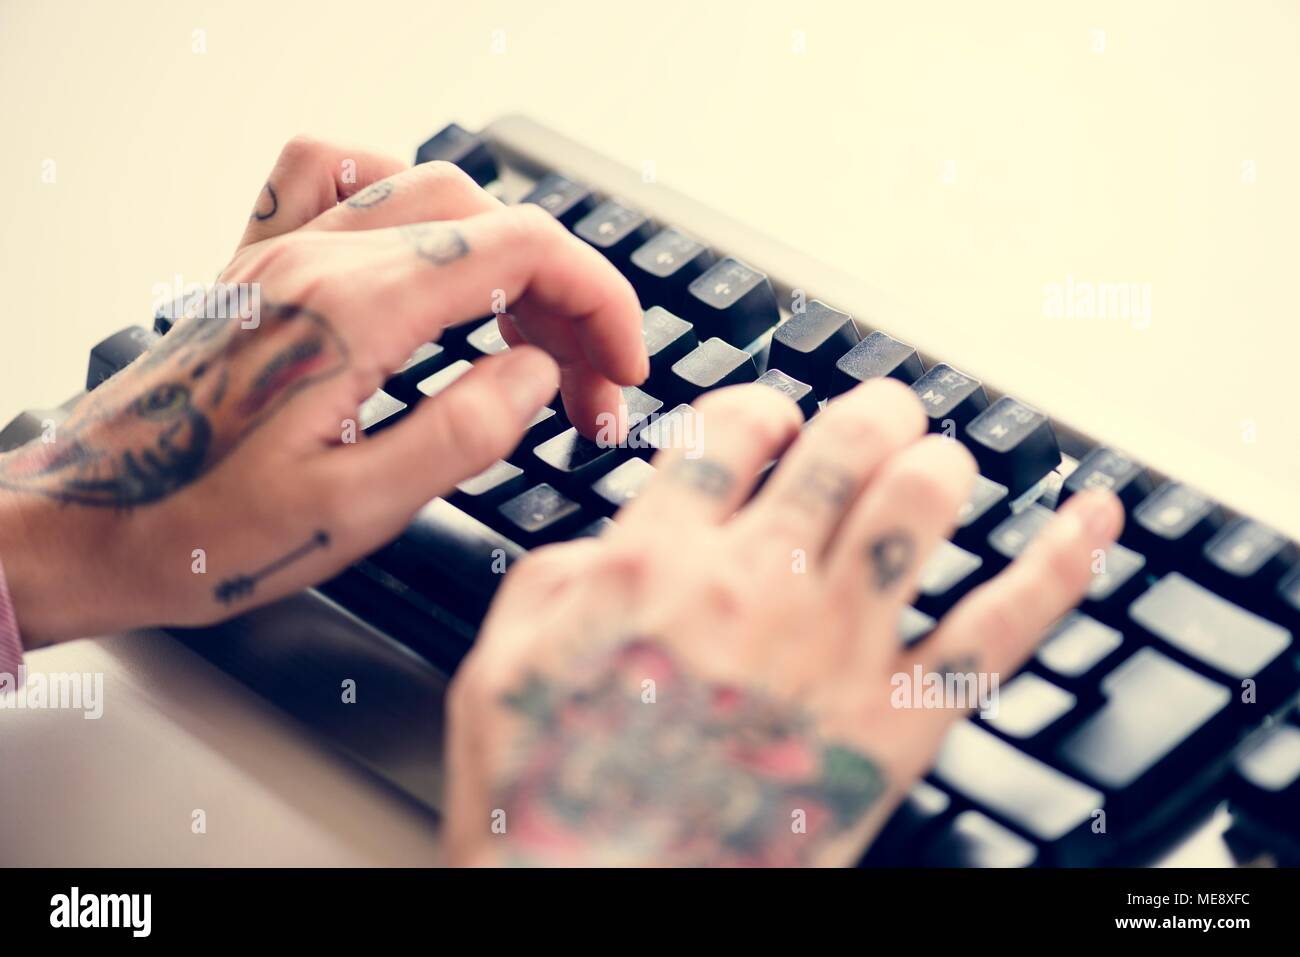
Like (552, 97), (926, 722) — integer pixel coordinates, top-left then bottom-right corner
(574, 199), (656, 268)
(685, 257), (779, 346)
(448, 459), (527, 514)
(1130, 481), (1224, 563)
(465, 317), (509, 358)
(933, 721), (1104, 859)
(620, 385), (665, 432)
(87, 326), (158, 389)
(1202, 518), (1298, 603)
(754, 369), (818, 421)
(1084, 542), (1146, 611)
(1279, 565), (1300, 627)
(1059, 447), (1152, 512)
(1035, 612), (1125, 687)
(898, 606), (937, 646)
(573, 516), (617, 539)
(915, 540), (984, 616)
(964, 396), (1061, 496)
(909, 364), (989, 434)
(507, 404), (567, 465)
(985, 673), (1076, 742)
(1056, 648), (1232, 822)
(629, 402), (699, 459)
(384, 342), (447, 403)
(828, 330), (924, 397)
(985, 503), (1053, 567)
(918, 810), (1039, 868)
(415, 123), (498, 186)
(627, 228), (715, 312)
(953, 474), (1010, 549)
(365, 498), (523, 624)
(767, 301), (859, 397)
(417, 359), (473, 399)
(496, 483), (586, 547)
(589, 457), (656, 514)
(667, 337), (757, 403)
(640, 307), (699, 390)
(1129, 572), (1292, 693)
(532, 427), (626, 494)
(358, 389), (407, 434)
(1227, 721), (1300, 832)
(860, 782), (952, 866)
(519, 172), (596, 228)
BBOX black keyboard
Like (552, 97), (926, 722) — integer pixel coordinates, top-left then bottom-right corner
(70, 119), (1300, 867)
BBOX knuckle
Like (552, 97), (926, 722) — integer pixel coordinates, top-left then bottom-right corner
(279, 133), (326, 165)
(889, 458), (967, 517)
(415, 159), (478, 192)
(435, 387), (503, 464)
(507, 201), (564, 244)
(695, 386), (796, 449)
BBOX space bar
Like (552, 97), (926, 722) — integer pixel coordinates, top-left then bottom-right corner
(364, 498), (525, 623)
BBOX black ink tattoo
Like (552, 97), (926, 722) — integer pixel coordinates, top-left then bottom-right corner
(214, 530), (330, 605)
(867, 530), (914, 591)
(667, 458), (735, 499)
(251, 182), (278, 221)
(496, 639), (887, 867)
(0, 301), (348, 508)
(791, 462), (857, 512)
(398, 222), (470, 266)
(345, 180), (394, 208)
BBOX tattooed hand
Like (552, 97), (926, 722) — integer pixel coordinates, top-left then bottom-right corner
(445, 379), (1124, 866)
(0, 136), (645, 645)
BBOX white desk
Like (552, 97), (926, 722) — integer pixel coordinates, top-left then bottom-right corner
(0, 0), (1294, 864)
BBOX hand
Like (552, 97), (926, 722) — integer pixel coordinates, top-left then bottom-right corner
(444, 379), (1124, 867)
(0, 136), (645, 645)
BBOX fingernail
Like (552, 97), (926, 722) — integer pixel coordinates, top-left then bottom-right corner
(503, 350), (559, 419)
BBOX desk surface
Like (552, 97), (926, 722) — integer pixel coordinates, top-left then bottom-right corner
(0, 633), (443, 866)
(0, 1), (1295, 865)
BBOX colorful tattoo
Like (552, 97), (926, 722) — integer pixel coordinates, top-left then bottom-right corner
(496, 639), (886, 866)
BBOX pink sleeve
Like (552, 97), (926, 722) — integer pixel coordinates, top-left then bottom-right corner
(0, 556), (24, 678)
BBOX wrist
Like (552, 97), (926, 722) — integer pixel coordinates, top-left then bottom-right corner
(0, 488), (133, 647)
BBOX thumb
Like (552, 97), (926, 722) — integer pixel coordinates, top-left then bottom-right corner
(350, 345), (559, 520)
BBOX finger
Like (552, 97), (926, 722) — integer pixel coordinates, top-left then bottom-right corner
(897, 489), (1124, 729)
(823, 434), (977, 660)
(240, 136), (407, 248)
(303, 160), (502, 233)
(490, 311), (623, 442)
(307, 206), (646, 439)
(617, 384), (803, 531)
(346, 346), (560, 529)
(732, 378), (926, 560)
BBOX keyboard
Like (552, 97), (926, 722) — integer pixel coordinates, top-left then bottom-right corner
(47, 117), (1300, 867)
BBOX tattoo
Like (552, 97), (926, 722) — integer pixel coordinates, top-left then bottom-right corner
(398, 222), (470, 266)
(867, 530), (914, 591)
(345, 180), (394, 208)
(251, 182), (278, 221)
(496, 639), (887, 867)
(667, 458), (735, 499)
(0, 300), (348, 508)
(214, 530), (330, 605)
(790, 461), (857, 512)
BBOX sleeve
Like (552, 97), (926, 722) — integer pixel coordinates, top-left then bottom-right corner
(0, 555), (25, 682)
